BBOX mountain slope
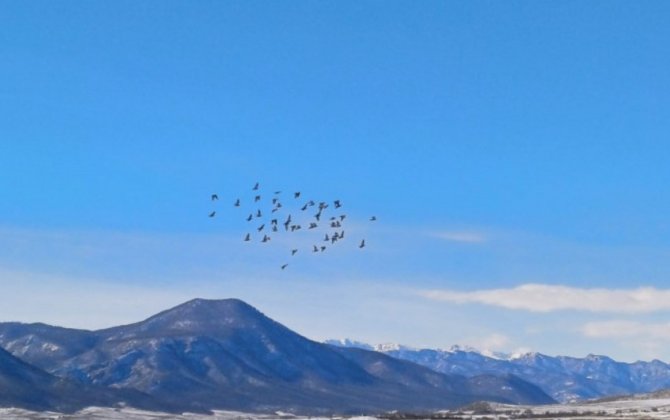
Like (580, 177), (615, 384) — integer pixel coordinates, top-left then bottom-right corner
(0, 299), (553, 413)
(327, 340), (670, 403)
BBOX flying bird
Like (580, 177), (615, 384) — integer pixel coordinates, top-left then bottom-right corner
(208, 211), (216, 218)
(308, 222), (318, 229)
(244, 233), (250, 241)
(272, 226), (278, 232)
(339, 215), (346, 221)
(359, 239), (366, 248)
(334, 200), (341, 208)
(262, 235), (270, 243)
(253, 182), (259, 190)
(246, 214), (253, 222)
(254, 195), (261, 202)
(211, 194), (219, 201)
(313, 245), (319, 253)
(301, 204), (308, 211)
(234, 199), (240, 207)
(257, 224), (265, 232)
(294, 192), (301, 198)
(320, 246), (326, 252)
(324, 234), (330, 241)
(281, 263), (288, 270)
(370, 216), (377, 221)
(291, 249), (298, 256)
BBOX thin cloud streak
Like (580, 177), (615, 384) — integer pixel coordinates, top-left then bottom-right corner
(431, 230), (488, 243)
(420, 284), (670, 314)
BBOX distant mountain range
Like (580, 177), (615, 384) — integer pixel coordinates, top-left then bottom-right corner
(325, 339), (670, 403)
(0, 299), (552, 413)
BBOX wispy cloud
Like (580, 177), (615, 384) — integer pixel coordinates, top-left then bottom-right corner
(419, 284), (670, 314)
(431, 230), (488, 243)
(580, 320), (670, 340)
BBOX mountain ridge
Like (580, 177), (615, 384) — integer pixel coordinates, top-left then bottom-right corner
(325, 339), (670, 402)
(0, 298), (553, 413)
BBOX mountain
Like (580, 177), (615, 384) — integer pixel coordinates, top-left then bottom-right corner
(326, 340), (670, 403)
(0, 299), (553, 413)
(0, 346), (171, 413)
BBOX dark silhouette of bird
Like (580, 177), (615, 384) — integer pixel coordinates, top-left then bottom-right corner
(281, 263), (288, 270)
(330, 216), (336, 221)
(256, 209), (262, 218)
(234, 199), (240, 207)
(359, 239), (366, 248)
(272, 198), (278, 205)
(262, 234), (270, 243)
(211, 194), (219, 201)
(208, 211), (216, 218)
(257, 224), (265, 232)
(272, 226), (278, 232)
(340, 215), (346, 221)
(320, 246), (326, 252)
(254, 195), (261, 202)
(291, 249), (298, 256)
(244, 233), (250, 241)
(253, 182), (259, 190)
(313, 245), (319, 253)
(294, 192), (300, 198)
(334, 200), (341, 208)
(301, 204), (308, 211)
(309, 222), (318, 229)
(246, 214), (253, 222)
(315, 211), (322, 221)
(274, 191), (281, 194)
(308, 200), (315, 206)
(324, 234), (330, 241)
(340, 230), (345, 239)
(370, 216), (377, 221)
(271, 219), (278, 225)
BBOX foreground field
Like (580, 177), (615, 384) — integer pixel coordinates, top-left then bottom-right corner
(3, 398), (670, 420)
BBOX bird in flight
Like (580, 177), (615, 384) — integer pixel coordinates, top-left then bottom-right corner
(246, 214), (253, 222)
(234, 199), (240, 207)
(211, 194), (219, 201)
(257, 224), (265, 232)
(256, 209), (262, 218)
(334, 200), (341, 208)
(294, 192), (301, 198)
(359, 239), (366, 248)
(262, 234), (270, 243)
(291, 249), (298, 256)
(281, 263), (288, 270)
(255, 195), (261, 202)
(370, 216), (377, 221)
(208, 211), (216, 218)
(253, 182), (259, 190)
(244, 233), (250, 241)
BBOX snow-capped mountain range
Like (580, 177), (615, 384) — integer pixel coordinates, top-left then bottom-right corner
(324, 339), (670, 403)
(0, 299), (553, 413)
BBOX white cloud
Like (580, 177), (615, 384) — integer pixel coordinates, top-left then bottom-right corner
(462, 333), (511, 351)
(419, 284), (670, 313)
(431, 231), (487, 243)
(580, 320), (670, 340)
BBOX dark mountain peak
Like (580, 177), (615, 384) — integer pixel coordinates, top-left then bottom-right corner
(98, 298), (283, 340)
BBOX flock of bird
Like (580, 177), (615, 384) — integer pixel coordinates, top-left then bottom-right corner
(208, 182), (375, 270)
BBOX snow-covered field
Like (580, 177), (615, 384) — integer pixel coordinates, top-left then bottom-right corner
(4, 400), (670, 420)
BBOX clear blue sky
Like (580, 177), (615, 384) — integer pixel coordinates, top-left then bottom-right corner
(1, 1), (670, 362)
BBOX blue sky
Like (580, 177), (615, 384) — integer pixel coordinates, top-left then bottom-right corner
(1, 1), (670, 362)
